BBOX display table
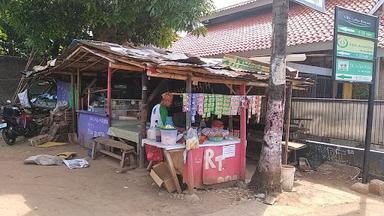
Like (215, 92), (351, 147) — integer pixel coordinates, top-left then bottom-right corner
(109, 119), (140, 143)
(142, 137), (243, 193)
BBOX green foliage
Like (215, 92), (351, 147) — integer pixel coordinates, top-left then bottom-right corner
(0, 0), (213, 59)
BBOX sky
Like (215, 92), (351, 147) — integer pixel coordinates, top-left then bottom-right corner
(213, 0), (249, 9)
(178, 0), (248, 37)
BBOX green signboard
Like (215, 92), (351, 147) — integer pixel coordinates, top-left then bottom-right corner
(336, 34), (375, 61)
(222, 55), (269, 73)
(337, 25), (375, 39)
(333, 7), (379, 83)
(335, 58), (373, 82)
(336, 7), (377, 39)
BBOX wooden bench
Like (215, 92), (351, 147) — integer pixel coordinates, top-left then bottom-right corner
(91, 137), (136, 169)
(282, 141), (307, 163)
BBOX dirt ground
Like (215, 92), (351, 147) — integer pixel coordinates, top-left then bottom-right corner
(0, 138), (383, 216)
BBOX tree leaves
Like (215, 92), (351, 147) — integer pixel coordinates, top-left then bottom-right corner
(0, 0), (213, 60)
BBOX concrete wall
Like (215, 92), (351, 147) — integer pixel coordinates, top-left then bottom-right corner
(0, 56), (26, 104)
(305, 141), (384, 179)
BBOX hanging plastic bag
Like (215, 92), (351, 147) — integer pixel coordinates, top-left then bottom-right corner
(18, 89), (31, 108)
(185, 128), (199, 150)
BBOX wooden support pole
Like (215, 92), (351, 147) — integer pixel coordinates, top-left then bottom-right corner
(186, 73), (192, 129)
(87, 88), (91, 110)
(185, 73), (194, 194)
(139, 72), (148, 168)
(76, 68), (81, 110)
(283, 84), (293, 165)
(239, 84), (247, 181)
(187, 150), (195, 194)
(70, 73), (76, 133)
(226, 84), (235, 132)
(106, 65), (112, 117)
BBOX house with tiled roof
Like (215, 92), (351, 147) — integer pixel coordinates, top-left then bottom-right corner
(171, 0), (384, 99)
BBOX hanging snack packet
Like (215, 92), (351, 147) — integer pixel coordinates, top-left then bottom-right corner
(182, 93), (191, 112)
(222, 95), (231, 116)
(214, 94), (224, 119)
(197, 94), (205, 116)
(230, 96), (240, 115)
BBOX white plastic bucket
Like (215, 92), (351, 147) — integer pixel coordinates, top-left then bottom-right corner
(160, 129), (177, 145)
(147, 128), (157, 140)
(281, 165), (296, 192)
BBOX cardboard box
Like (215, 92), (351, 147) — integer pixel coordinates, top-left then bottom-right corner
(150, 162), (176, 193)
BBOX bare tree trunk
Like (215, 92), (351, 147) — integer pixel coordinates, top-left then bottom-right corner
(249, 0), (289, 194)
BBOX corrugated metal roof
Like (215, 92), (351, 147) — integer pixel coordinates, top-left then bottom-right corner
(33, 40), (313, 87)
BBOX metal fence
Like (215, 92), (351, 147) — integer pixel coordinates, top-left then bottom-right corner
(291, 98), (384, 146)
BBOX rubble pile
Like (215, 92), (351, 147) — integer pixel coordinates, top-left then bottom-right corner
(30, 106), (73, 146)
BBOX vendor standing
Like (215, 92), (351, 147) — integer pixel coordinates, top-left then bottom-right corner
(150, 92), (173, 128)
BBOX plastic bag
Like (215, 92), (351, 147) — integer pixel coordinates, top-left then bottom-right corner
(185, 128), (199, 150)
(18, 89), (31, 108)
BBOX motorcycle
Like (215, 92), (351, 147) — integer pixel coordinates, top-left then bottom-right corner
(0, 101), (41, 145)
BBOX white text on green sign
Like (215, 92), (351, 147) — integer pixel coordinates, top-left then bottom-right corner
(335, 58), (373, 82)
(336, 34), (374, 61)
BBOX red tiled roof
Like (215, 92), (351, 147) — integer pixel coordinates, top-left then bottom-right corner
(171, 0), (382, 57)
(215, 0), (259, 13)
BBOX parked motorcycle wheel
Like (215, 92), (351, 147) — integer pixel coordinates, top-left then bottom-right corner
(25, 121), (41, 138)
(2, 128), (16, 145)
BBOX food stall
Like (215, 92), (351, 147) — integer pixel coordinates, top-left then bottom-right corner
(31, 40), (313, 193)
(142, 89), (259, 192)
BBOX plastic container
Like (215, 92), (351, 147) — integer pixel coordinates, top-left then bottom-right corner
(281, 165), (296, 192)
(155, 128), (161, 142)
(208, 136), (224, 142)
(147, 128), (157, 140)
(160, 129), (178, 145)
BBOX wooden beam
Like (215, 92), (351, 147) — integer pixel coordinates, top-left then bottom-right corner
(81, 46), (116, 63)
(109, 62), (143, 72)
(80, 58), (104, 72)
(147, 79), (168, 105)
(226, 84), (236, 95)
(50, 71), (97, 77)
(64, 47), (84, 62)
(149, 70), (259, 86)
(62, 52), (89, 70)
(113, 58), (146, 69)
(246, 86), (254, 94)
(82, 78), (97, 95)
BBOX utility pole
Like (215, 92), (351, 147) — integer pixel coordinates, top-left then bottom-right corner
(249, 0), (289, 193)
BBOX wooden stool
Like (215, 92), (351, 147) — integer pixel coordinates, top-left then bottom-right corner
(92, 137), (136, 169)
